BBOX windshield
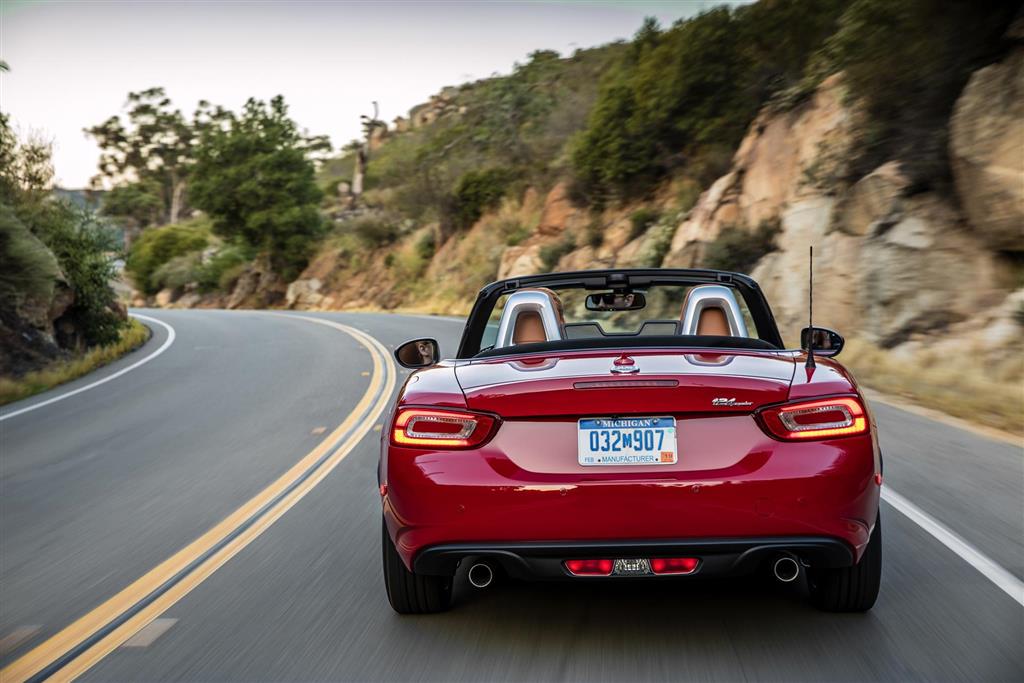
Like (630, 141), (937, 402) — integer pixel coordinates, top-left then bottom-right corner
(478, 280), (763, 354)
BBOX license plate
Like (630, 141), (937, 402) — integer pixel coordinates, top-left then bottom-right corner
(577, 417), (677, 466)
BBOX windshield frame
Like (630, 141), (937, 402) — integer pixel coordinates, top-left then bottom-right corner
(455, 268), (784, 358)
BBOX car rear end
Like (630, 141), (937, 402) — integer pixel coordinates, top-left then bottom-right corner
(382, 348), (881, 585)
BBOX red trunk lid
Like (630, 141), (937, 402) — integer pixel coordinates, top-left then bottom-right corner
(456, 350), (795, 417)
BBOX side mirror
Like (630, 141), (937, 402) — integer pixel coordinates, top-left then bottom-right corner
(395, 338), (440, 369)
(800, 326), (844, 358)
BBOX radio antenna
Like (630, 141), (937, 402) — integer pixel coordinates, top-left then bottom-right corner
(806, 245), (816, 369)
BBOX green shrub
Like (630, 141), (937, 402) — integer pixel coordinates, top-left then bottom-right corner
(152, 252), (202, 292)
(638, 221), (674, 267)
(350, 215), (400, 247)
(579, 217), (601, 249)
(34, 204), (125, 347)
(414, 230), (436, 260)
(196, 244), (253, 293)
(497, 218), (530, 247)
(0, 202), (59, 309)
(628, 208), (660, 240)
(703, 218), (781, 274)
(539, 234), (576, 272)
(127, 221), (209, 295)
(449, 167), (517, 230)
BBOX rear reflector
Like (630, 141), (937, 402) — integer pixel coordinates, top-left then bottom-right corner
(391, 408), (498, 449)
(650, 557), (700, 575)
(757, 397), (868, 441)
(564, 559), (614, 576)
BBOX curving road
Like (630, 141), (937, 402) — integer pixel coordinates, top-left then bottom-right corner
(1, 309), (1021, 681)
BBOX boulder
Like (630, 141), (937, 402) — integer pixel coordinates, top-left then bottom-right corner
(536, 182), (576, 237)
(497, 245), (543, 279)
(286, 278), (324, 309)
(950, 47), (1024, 251)
(155, 289), (176, 307)
(842, 162), (909, 236)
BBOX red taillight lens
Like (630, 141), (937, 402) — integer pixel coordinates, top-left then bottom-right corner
(758, 397), (868, 440)
(390, 408), (498, 449)
(650, 557), (700, 575)
(564, 559), (614, 576)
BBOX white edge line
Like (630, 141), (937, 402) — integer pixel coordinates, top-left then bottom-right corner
(881, 487), (1024, 607)
(0, 313), (176, 422)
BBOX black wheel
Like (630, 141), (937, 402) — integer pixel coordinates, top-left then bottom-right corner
(382, 519), (452, 614)
(808, 512), (882, 612)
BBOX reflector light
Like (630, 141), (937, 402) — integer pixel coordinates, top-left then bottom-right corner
(757, 397), (868, 441)
(650, 557), (700, 575)
(391, 408), (498, 449)
(564, 559), (614, 576)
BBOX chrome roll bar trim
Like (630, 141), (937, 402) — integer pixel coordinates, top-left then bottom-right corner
(680, 285), (749, 337)
(493, 290), (564, 348)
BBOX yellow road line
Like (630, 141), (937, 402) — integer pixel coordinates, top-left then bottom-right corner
(3, 316), (396, 682)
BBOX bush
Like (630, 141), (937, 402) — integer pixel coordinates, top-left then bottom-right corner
(414, 230), (436, 260)
(152, 252), (203, 292)
(539, 234), (576, 272)
(350, 215), (400, 247)
(34, 204), (126, 347)
(127, 221), (209, 295)
(628, 207), (660, 240)
(197, 244), (253, 292)
(449, 167), (517, 230)
(703, 218), (781, 274)
(577, 217), (600, 249)
(0, 202), (59, 309)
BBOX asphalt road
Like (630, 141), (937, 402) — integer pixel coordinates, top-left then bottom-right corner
(1, 309), (1021, 682)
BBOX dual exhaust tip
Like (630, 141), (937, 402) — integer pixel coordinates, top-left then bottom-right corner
(772, 554), (801, 583)
(469, 556), (800, 587)
(467, 562), (494, 589)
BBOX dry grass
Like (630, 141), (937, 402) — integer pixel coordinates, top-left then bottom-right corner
(0, 319), (151, 406)
(843, 338), (1024, 436)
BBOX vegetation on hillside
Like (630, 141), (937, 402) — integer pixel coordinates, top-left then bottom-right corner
(1, 112), (126, 350)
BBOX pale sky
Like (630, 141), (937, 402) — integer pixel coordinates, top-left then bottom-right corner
(1, 0), (734, 188)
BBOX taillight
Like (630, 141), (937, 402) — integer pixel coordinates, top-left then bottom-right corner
(650, 557), (700, 575)
(564, 559), (614, 576)
(758, 397), (868, 441)
(390, 407), (498, 449)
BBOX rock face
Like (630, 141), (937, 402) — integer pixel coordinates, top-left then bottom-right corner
(285, 278), (324, 309)
(950, 46), (1024, 252)
(661, 72), (1012, 347)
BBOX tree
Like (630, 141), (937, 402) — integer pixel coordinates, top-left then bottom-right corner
(189, 95), (329, 280)
(86, 88), (195, 227)
(0, 114), (125, 347)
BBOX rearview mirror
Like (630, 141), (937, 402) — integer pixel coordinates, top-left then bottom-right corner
(585, 291), (646, 312)
(800, 326), (844, 358)
(395, 338), (440, 368)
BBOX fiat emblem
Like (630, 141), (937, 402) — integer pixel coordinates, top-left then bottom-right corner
(610, 354), (639, 374)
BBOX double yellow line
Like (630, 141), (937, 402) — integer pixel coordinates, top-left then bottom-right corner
(3, 316), (396, 682)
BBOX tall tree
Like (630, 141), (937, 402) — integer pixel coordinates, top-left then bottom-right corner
(86, 88), (194, 227)
(189, 95), (329, 280)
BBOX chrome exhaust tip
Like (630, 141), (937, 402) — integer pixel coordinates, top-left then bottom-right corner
(772, 555), (801, 583)
(467, 562), (494, 589)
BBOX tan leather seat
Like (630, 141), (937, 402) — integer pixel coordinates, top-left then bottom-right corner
(512, 288), (564, 344)
(696, 307), (730, 336)
(679, 285), (747, 337)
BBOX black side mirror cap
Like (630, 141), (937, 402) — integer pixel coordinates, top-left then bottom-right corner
(800, 326), (845, 358)
(395, 338), (440, 368)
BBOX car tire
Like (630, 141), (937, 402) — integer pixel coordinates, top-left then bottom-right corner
(808, 512), (882, 612)
(382, 520), (452, 614)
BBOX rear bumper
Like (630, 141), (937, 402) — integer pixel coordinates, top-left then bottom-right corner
(413, 537), (853, 578)
(382, 431), (880, 572)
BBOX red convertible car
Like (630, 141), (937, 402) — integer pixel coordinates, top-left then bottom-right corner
(381, 269), (882, 614)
